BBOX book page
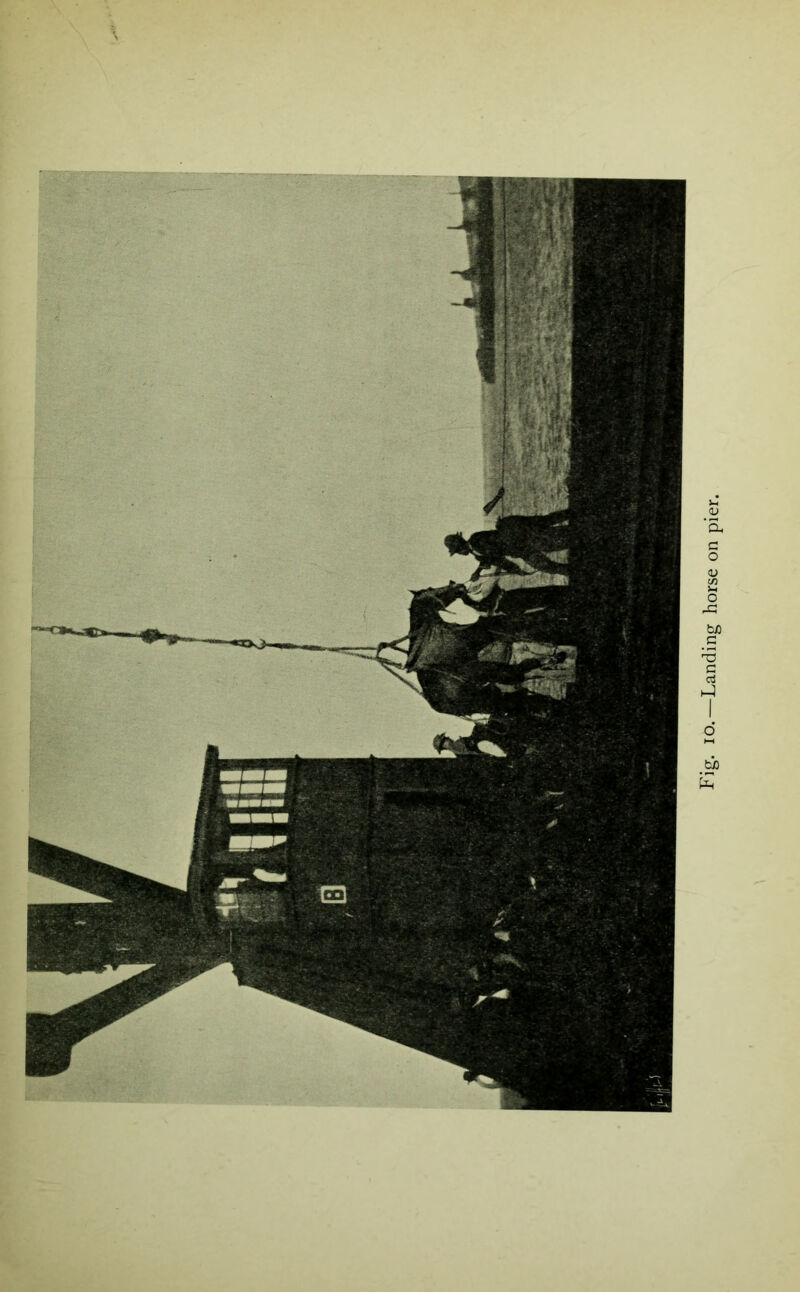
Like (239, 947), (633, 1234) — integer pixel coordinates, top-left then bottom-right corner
(1, 2), (797, 1289)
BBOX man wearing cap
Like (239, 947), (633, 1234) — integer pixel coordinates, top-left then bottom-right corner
(444, 510), (569, 576)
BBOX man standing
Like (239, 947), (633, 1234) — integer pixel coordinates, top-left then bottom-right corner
(433, 731), (500, 757)
(444, 510), (569, 576)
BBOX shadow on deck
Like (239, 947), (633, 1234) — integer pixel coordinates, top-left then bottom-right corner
(478, 180), (684, 1110)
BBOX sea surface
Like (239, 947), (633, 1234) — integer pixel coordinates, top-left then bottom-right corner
(481, 177), (573, 517)
(480, 178), (574, 698)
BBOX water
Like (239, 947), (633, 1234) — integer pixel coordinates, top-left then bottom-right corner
(482, 177), (573, 516)
(481, 178), (574, 699)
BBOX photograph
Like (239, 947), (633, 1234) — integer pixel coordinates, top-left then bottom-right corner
(26, 172), (684, 1110)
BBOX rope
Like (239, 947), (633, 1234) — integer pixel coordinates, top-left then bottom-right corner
(32, 621), (431, 703)
(32, 623), (377, 658)
(377, 657), (425, 699)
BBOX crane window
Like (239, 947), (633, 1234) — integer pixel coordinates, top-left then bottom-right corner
(220, 766), (288, 808)
(225, 797), (285, 811)
(228, 834), (287, 852)
(230, 812), (289, 826)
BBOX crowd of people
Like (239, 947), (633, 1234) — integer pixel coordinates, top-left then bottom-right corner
(425, 502), (574, 1039)
(430, 501), (574, 761)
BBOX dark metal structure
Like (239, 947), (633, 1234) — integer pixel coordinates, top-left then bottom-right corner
(27, 747), (542, 1083)
(26, 839), (226, 1076)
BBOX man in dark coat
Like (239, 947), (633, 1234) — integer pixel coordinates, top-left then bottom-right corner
(444, 511), (569, 576)
(452, 579), (571, 643)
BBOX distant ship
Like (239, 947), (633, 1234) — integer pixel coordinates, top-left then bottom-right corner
(450, 176), (495, 383)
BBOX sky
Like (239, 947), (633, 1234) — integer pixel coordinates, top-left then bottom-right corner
(27, 171), (500, 1106)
